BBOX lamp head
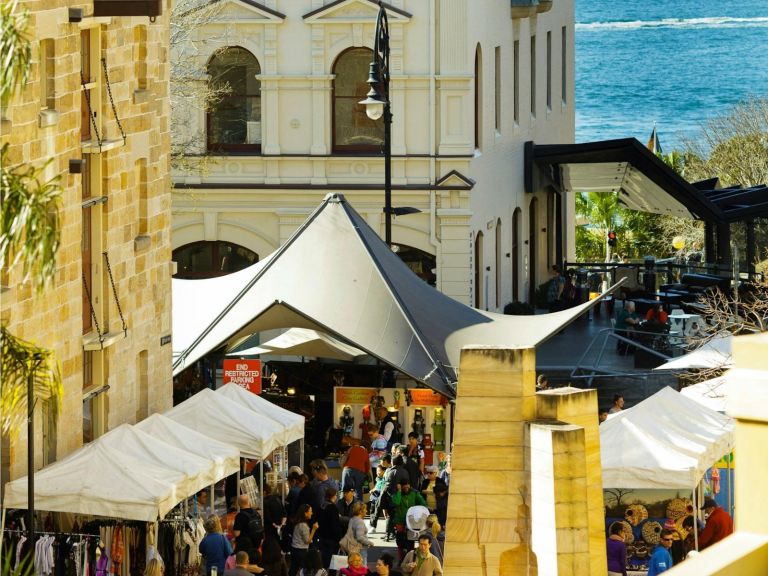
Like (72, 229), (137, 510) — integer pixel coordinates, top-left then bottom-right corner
(359, 94), (385, 120)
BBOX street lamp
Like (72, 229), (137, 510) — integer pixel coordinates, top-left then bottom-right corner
(359, 1), (393, 246)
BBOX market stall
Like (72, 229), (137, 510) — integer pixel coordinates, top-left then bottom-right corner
(164, 387), (283, 460)
(600, 387), (734, 571)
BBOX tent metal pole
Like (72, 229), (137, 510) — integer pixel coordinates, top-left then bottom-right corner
(300, 438), (305, 472)
(693, 485), (699, 551)
(210, 484), (215, 516)
(260, 460), (264, 513)
(0, 506), (7, 567)
(727, 455), (732, 521)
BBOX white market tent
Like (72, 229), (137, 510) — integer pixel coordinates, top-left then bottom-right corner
(680, 375), (730, 413)
(135, 413), (240, 479)
(655, 333), (733, 371)
(173, 194), (614, 397)
(97, 424), (220, 498)
(216, 383), (305, 445)
(600, 387), (734, 489)
(3, 441), (185, 521)
(163, 388), (283, 459)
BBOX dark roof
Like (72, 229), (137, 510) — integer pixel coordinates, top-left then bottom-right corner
(530, 138), (724, 222)
(702, 184), (768, 222)
(303, 0), (411, 20)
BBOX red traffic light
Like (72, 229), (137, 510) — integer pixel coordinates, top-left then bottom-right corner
(607, 231), (617, 246)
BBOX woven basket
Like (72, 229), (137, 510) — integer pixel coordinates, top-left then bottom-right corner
(624, 504), (648, 526)
(641, 520), (663, 545)
(666, 497), (694, 520)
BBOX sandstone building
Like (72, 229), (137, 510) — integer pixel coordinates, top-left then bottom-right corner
(1, 0), (172, 487)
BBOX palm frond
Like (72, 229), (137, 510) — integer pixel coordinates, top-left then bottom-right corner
(0, 144), (62, 292)
(0, 325), (63, 438)
(0, 0), (31, 107)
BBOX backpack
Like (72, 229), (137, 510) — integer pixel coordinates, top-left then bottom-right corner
(247, 511), (264, 543)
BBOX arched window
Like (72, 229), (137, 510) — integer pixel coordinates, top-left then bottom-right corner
(207, 47), (261, 153)
(333, 48), (383, 152)
(474, 44), (482, 150)
(394, 244), (437, 286)
(173, 241), (258, 279)
(474, 231), (484, 309)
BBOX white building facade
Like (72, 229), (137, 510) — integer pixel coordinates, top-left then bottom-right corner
(171, 0), (576, 309)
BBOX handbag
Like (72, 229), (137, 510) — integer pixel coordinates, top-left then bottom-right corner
(338, 529), (361, 555)
(329, 553), (348, 570)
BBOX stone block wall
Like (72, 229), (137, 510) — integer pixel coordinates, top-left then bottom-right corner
(444, 347), (605, 575)
(1, 2), (172, 478)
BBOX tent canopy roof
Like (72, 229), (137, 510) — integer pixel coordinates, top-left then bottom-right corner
(216, 383), (305, 445)
(600, 387), (734, 489)
(164, 388), (284, 459)
(173, 194), (611, 398)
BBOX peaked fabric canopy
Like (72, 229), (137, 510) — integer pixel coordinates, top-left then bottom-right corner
(3, 441), (184, 521)
(216, 383), (305, 445)
(260, 328), (366, 360)
(173, 194), (610, 397)
(655, 333), (733, 371)
(135, 413), (240, 479)
(600, 387), (734, 489)
(164, 388), (283, 459)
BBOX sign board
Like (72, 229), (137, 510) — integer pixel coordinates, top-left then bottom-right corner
(222, 359), (262, 394)
(409, 389), (446, 406)
(335, 387), (377, 405)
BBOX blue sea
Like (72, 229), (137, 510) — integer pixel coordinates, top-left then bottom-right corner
(576, 0), (768, 151)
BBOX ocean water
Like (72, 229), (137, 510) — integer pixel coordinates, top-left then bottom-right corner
(575, 0), (768, 151)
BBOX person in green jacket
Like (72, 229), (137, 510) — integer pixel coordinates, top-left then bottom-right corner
(391, 479), (427, 562)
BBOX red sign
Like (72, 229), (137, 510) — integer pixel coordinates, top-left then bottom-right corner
(223, 359), (262, 394)
(409, 389), (446, 406)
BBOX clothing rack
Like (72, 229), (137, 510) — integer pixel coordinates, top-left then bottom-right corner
(2, 529), (95, 539)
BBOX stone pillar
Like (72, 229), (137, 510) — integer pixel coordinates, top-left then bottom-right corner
(443, 346), (537, 576)
(528, 421), (591, 575)
(536, 388), (606, 576)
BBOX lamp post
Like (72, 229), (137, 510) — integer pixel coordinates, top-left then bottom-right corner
(359, 1), (393, 246)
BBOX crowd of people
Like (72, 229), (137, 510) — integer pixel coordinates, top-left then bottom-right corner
(188, 419), (448, 576)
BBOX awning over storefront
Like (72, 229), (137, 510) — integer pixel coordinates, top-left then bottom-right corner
(528, 138), (723, 220)
(600, 387), (734, 489)
(172, 193), (613, 398)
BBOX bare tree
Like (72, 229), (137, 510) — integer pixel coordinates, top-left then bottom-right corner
(604, 488), (635, 508)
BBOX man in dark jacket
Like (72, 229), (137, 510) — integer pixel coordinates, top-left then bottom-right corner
(698, 497), (733, 549)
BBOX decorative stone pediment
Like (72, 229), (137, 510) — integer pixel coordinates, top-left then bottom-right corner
(436, 170), (475, 190)
(303, 0), (411, 24)
(212, 0), (285, 23)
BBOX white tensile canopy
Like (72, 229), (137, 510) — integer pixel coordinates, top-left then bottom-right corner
(600, 387), (734, 489)
(3, 441), (184, 521)
(135, 413), (240, 479)
(655, 333), (733, 371)
(228, 328), (367, 361)
(164, 388), (283, 459)
(216, 383), (305, 445)
(173, 193), (612, 398)
(680, 375), (731, 413)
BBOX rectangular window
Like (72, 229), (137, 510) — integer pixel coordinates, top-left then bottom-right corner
(513, 40), (520, 124)
(82, 157), (92, 334)
(81, 30), (92, 140)
(561, 26), (567, 104)
(530, 35), (536, 117)
(494, 46), (501, 133)
(40, 39), (55, 109)
(136, 350), (149, 421)
(546, 31), (552, 110)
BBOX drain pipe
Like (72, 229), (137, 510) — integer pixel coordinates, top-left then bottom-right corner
(428, 0), (441, 290)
